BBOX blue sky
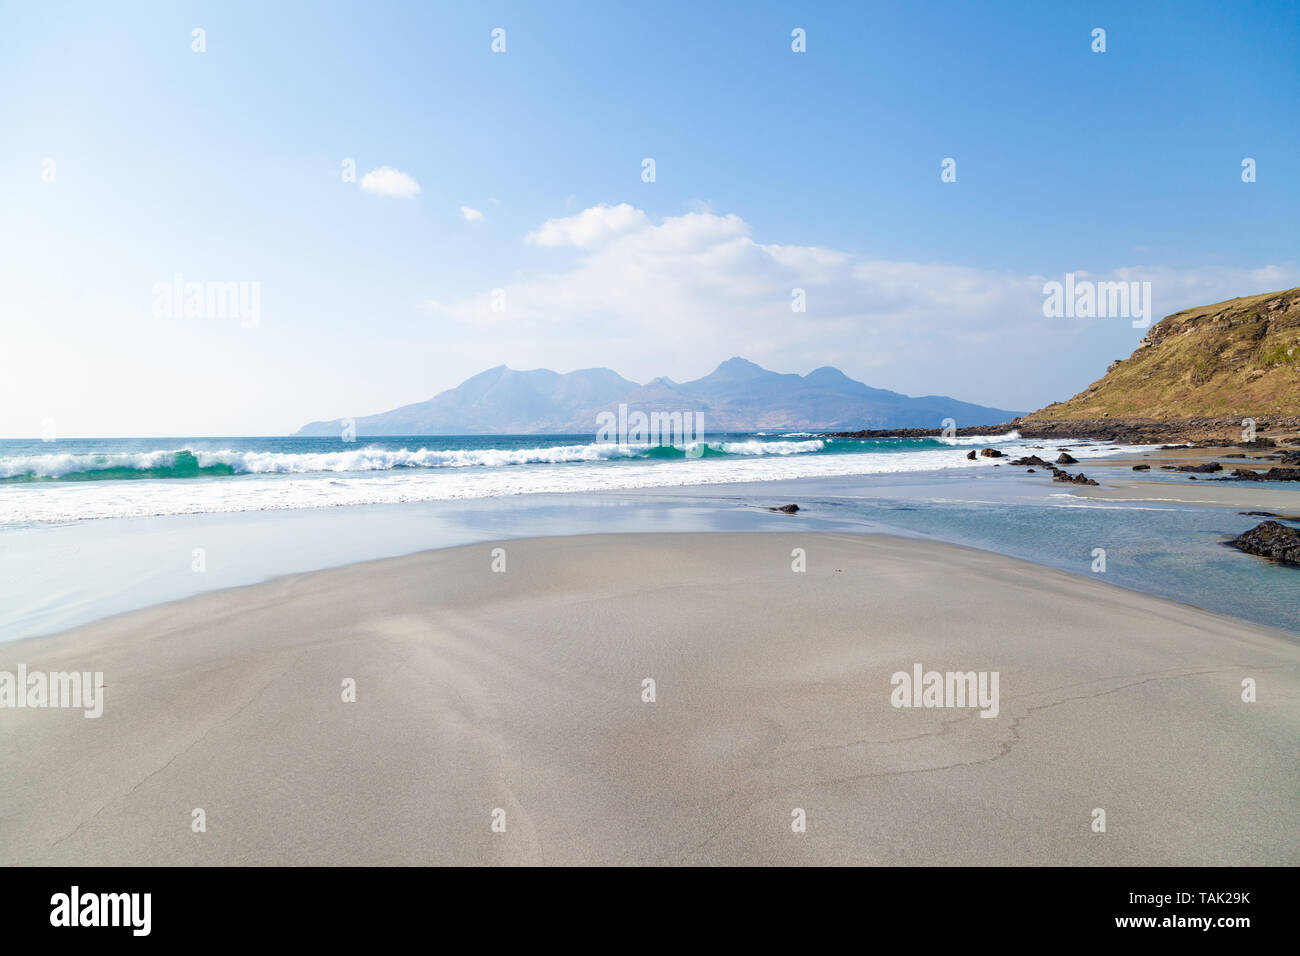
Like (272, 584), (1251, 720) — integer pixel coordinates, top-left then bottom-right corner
(1, 0), (1297, 436)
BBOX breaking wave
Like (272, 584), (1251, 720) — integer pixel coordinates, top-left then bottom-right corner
(0, 440), (830, 482)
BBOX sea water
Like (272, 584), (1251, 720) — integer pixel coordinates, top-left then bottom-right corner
(1, 433), (1295, 640)
(0, 431), (1045, 524)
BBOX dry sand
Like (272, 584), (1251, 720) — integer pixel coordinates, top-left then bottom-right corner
(2, 533), (1296, 866)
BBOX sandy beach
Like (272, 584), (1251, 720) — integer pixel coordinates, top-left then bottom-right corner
(2, 532), (1296, 866)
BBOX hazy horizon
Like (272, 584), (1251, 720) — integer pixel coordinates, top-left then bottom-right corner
(0, 354), (1029, 439)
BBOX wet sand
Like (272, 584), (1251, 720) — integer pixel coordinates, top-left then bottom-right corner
(1063, 444), (1300, 513)
(2, 533), (1296, 865)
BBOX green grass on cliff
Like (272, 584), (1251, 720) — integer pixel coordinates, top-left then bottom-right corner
(1026, 288), (1300, 420)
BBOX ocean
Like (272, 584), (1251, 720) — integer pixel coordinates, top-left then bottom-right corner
(2, 432), (1297, 641)
(0, 431), (1106, 525)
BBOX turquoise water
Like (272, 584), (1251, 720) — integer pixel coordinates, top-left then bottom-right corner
(805, 484), (1300, 634)
(0, 435), (1295, 641)
(0, 430), (1054, 525)
(0, 433), (966, 482)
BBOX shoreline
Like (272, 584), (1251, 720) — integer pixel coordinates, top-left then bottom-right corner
(5, 438), (1299, 642)
(3, 531), (1297, 866)
(1034, 445), (1300, 514)
(824, 415), (1300, 445)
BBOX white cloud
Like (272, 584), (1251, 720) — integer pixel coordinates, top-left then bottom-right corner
(526, 202), (648, 248)
(420, 203), (1298, 410)
(359, 166), (420, 199)
(461, 205), (484, 222)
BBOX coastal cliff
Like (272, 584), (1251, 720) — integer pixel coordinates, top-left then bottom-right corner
(829, 288), (1300, 444)
(1025, 287), (1300, 423)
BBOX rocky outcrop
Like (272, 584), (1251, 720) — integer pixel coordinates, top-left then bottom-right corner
(1051, 469), (1099, 486)
(1225, 467), (1300, 482)
(979, 448), (1005, 458)
(824, 415), (1300, 446)
(1229, 521), (1300, 566)
(1010, 416), (1300, 445)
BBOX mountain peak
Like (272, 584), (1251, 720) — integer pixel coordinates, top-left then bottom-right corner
(805, 366), (852, 382)
(707, 357), (770, 379)
(294, 358), (1021, 435)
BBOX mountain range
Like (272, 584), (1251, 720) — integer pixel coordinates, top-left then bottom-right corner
(294, 358), (1022, 436)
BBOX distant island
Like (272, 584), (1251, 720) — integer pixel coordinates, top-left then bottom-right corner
(298, 289), (1300, 442)
(294, 357), (1023, 436)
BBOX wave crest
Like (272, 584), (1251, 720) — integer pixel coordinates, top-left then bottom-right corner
(0, 439), (829, 481)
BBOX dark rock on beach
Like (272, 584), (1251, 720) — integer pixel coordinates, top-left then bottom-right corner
(1132, 464), (1150, 471)
(966, 450), (976, 460)
(1011, 455), (1050, 467)
(824, 417), (1300, 446)
(1229, 521), (1300, 566)
(1018, 417), (1300, 445)
(979, 448), (1005, 458)
(768, 504), (800, 513)
(1052, 470), (1099, 486)
(1055, 452), (1078, 465)
(1174, 462), (1223, 473)
(1225, 467), (1300, 482)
